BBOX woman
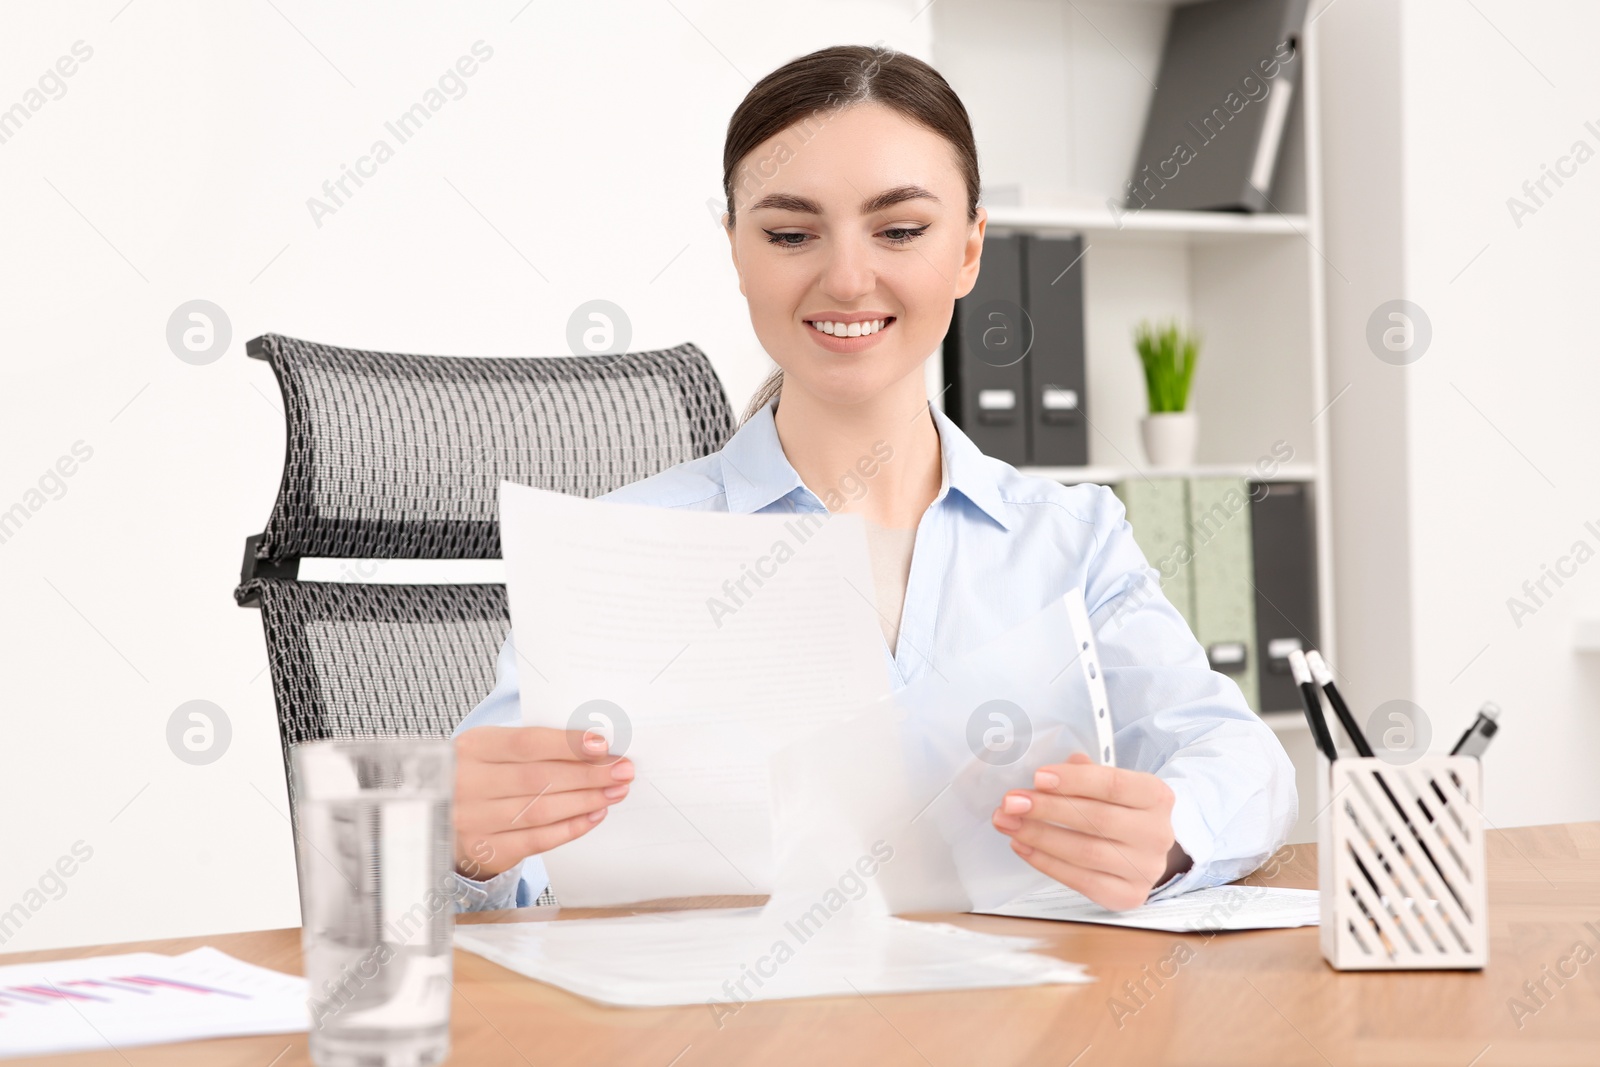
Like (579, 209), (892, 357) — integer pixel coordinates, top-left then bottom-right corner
(450, 44), (1295, 913)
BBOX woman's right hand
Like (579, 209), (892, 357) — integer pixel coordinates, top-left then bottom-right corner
(452, 725), (633, 880)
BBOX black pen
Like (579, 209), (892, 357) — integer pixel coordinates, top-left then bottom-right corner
(1305, 650), (1374, 757)
(1432, 702), (1502, 803)
(1450, 704), (1500, 758)
(1288, 649), (1337, 760)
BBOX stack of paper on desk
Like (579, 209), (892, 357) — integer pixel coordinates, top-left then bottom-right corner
(0, 946), (307, 1059)
(454, 907), (1090, 1009)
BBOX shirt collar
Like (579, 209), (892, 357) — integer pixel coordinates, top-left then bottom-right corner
(720, 396), (1011, 531)
(719, 397), (810, 514)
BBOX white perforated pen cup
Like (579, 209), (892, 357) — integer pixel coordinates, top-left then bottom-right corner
(1315, 753), (1487, 970)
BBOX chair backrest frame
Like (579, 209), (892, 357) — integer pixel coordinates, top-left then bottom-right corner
(234, 331), (734, 827)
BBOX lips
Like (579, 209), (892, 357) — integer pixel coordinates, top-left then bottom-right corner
(806, 316), (894, 338)
(803, 315), (897, 353)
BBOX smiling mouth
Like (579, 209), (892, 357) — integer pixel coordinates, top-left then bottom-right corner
(805, 316), (896, 338)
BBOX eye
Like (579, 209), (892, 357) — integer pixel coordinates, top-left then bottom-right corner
(762, 230), (810, 248)
(881, 225), (929, 245)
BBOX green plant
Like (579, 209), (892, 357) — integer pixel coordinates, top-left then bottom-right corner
(1134, 319), (1201, 414)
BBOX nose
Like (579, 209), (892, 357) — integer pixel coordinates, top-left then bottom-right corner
(818, 231), (876, 305)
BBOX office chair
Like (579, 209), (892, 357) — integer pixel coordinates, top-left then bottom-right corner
(235, 332), (735, 906)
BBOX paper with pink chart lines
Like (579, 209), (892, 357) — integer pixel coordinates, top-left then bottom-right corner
(0, 945), (308, 1059)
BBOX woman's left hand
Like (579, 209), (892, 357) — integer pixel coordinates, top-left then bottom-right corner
(991, 751), (1190, 911)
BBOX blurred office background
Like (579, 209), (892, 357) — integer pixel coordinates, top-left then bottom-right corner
(2, 0), (1596, 953)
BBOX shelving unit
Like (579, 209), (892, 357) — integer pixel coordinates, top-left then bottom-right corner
(931, 1), (1330, 836)
(982, 203), (1312, 240)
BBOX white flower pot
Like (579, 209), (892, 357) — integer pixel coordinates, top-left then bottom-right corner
(1140, 411), (1198, 469)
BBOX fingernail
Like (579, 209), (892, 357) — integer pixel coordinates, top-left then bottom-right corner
(611, 761), (635, 782)
(1034, 770), (1060, 791)
(993, 812), (1022, 832)
(604, 784), (629, 800)
(1012, 841), (1035, 857)
(1003, 793), (1032, 814)
(588, 807), (607, 822)
(583, 732), (608, 751)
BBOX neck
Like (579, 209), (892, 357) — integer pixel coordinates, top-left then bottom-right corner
(770, 370), (943, 529)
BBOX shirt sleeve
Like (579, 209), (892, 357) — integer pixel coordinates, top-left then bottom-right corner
(449, 627), (551, 912)
(1077, 485), (1298, 900)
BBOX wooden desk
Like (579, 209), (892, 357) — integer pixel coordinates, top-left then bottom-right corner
(5, 822), (1597, 1066)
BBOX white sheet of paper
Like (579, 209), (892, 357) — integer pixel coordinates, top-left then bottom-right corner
(0, 946), (308, 1059)
(768, 589), (1110, 916)
(498, 482), (892, 906)
(978, 884), (1320, 931)
(454, 907), (1090, 1009)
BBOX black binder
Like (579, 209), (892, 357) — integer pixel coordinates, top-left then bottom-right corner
(1022, 234), (1088, 466)
(1125, 0), (1310, 213)
(943, 233), (1028, 464)
(1249, 481), (1319, 713)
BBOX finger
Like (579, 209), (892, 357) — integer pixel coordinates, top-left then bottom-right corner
(468, 757), (633, 800)
(1033, 760), (1173, 811)
(1008, 838), (1150, 912)
(455, 795), (616, 878)
(1000, 791), (1163, 849)
(456, 725), (620, 766)
(1001, 817), (1166, 886)
(484, 806), (611, 862)
(467, 785), (628, 834)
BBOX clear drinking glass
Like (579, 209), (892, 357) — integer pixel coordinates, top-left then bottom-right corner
(290, 739), (455, 1067)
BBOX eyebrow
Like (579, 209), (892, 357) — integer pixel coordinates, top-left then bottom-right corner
(748, 184), (942, 217)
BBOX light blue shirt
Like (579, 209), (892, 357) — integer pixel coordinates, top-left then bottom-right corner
(451, 397), (1296, 911)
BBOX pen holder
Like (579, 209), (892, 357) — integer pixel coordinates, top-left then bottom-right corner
(1316, 754), (1487, 970)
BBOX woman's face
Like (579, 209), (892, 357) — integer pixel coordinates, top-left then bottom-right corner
(724, 101), (986, 409)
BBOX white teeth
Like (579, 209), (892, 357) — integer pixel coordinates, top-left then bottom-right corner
(809, 319), (888, 337)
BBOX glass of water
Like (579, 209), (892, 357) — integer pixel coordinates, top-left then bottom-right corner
(290, 739), (455, 1067)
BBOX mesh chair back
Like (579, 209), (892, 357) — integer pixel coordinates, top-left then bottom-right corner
(243, 581), (513, 749)
(243, 332), (734, 568)
(235, 333), (734, 895)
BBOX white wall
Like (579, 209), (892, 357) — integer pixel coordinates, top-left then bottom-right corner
(1402, 0), (1600, 826)
(931, 0), (1170, 202)
(0, 0), (931, 954)
(1319, 0), (1600, 827)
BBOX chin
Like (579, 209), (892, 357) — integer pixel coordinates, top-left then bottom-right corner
(781, 364), (905, 409)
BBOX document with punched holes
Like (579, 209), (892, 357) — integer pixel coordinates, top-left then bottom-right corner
(768, 587), (1114, 916)
(498, 482), (892, 907)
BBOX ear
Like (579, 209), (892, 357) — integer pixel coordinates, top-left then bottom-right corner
(954, 206), (988, 301)
(724, 214), (746, 298)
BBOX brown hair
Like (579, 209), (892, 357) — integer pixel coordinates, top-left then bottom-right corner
(721, 44), (981, 425)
